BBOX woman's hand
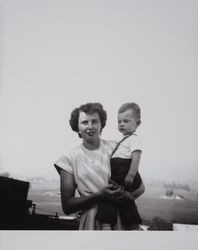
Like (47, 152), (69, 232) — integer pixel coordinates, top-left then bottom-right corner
(99, 182), (124, 201)
(109, 180), (131, 202)
(99, 181), (129, 203)
(114, 182), (146, 202)
(114, 189), (131, 203)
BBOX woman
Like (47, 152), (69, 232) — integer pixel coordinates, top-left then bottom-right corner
(54, 102), (144, 230)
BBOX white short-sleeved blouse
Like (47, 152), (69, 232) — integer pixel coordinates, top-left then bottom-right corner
(55, 139), (116, 230)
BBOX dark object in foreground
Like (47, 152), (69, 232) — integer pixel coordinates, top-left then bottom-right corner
(0, 176), (79, 230)
(147, 217), (173, 231)
(1, 213), (79, 230)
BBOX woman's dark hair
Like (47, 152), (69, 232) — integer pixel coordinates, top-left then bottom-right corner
(69, 102), (107, 137)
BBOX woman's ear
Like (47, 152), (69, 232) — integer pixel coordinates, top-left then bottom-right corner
(137, 120), (141, 127)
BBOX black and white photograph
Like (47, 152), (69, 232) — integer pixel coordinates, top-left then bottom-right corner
(1, 0), (198, 249)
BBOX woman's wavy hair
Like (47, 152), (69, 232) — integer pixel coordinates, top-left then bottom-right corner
(69, 102), (107, 137)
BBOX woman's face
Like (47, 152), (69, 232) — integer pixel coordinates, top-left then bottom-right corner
(78, 111), (102, 144)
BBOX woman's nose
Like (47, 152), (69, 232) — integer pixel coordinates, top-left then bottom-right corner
(87, 122), (93, 128)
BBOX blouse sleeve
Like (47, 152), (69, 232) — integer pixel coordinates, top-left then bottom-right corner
(129, 134), (142, 154)
(54, 153), (74, 175)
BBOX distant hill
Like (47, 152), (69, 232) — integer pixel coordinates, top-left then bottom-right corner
(141, 161), (198, 191)
(4, 161), (197, 191)
(26, 177), (60, 190)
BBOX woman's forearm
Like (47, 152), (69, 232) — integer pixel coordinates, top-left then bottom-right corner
(59, 169), (123, 215)
(131, 182), (145, 200)
(61, 190), (102, 215)
(60, 169), (103, 215)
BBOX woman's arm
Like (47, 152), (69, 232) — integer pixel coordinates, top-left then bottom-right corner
(60, 169), (100, 214)
(113, 181), (145, 203)
(130, 181), (145, 200)
(60, 169), (124, 215)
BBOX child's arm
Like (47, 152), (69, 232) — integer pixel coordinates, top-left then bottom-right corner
(124, 150), (141, 188)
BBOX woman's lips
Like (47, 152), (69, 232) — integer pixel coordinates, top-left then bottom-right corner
(87, 131), (95, 136)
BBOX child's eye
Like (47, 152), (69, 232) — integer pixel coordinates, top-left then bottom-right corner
(82, 121), (88, 125)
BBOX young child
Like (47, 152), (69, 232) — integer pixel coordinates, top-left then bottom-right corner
(96, 102), (144, 230)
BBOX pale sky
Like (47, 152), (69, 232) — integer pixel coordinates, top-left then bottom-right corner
(1, 0), (198, 179)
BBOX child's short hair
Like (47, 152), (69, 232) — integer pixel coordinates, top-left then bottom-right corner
(118, 102), (141, 120)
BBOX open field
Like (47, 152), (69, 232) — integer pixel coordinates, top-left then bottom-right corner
(137, 197), (198, 225)
(28, 188), (64, 216)
(27, 183), (198, 228)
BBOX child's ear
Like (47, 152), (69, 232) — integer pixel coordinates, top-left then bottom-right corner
(137, 120), (141, 126)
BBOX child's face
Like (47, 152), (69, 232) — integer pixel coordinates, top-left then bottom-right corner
(118, 109), (140, 136)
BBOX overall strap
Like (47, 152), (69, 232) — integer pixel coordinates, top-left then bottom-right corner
(110, 132), (133, 157)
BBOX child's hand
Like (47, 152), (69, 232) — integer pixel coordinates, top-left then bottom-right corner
(124, 173), (134, 188)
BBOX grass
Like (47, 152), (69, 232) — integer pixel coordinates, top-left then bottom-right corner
(27, 183), (198, 230)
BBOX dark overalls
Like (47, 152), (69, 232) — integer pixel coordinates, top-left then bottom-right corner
(96, 157), (142, 226)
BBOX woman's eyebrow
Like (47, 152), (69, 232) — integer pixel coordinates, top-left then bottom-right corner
(80, 119), (88, 123)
